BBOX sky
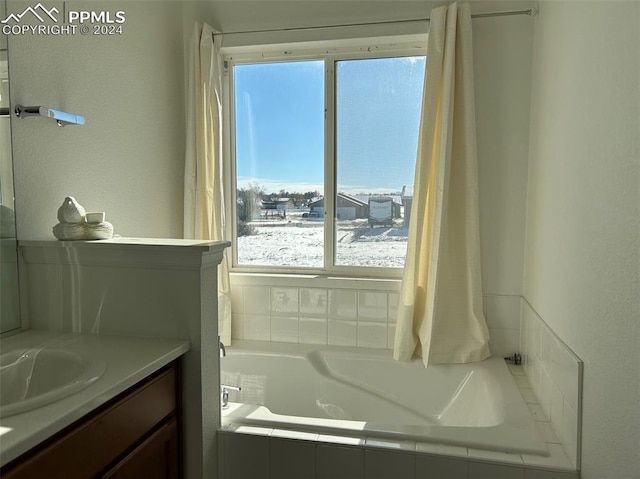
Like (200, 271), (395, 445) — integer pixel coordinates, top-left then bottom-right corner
(234, 56), (426, 195)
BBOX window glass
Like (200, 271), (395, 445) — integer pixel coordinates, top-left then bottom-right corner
(335, 57), (426, 267)
(234, 61), (325, 267)
(232, 54), (426, 272)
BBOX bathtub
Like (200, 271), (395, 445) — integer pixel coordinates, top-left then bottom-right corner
(220, 341), (547, 456)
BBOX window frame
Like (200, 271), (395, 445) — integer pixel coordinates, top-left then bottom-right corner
(223, 40), (427, 278)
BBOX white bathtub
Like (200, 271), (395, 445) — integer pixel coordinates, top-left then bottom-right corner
(221, 341), (547, 456)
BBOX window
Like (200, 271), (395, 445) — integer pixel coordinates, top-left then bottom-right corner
(229, 45), (426, 275)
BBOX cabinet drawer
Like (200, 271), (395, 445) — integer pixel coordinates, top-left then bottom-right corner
(101, 418), (178, 479)
(2, 363), (177, 479)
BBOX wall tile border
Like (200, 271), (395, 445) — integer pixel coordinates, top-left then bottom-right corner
(520, 298), (583, 469)
(230, 275), (521, 354)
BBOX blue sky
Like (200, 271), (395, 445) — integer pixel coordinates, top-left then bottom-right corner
(234, 57), (425, 195)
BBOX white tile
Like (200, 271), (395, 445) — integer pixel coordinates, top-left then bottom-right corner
(270, 436), (316, 479)
(538, 323), (551, 366)
(489, 328), (520, 357)
(468, 461), (524, 479)
(535, 422), (561, 444)
(523, 469), (579, 479)
(514, 375), (531, 389)
(329, 289), (358, 321)
(271, 287), (299, 315)
(299, 316), (328, 345)
(415, 442), (468, 457)
(231, 425), (274, 436)
(468, 448), (523, 464)
(365, 438), (415, 451)
(508, 363), (525, 376)
(548, 379), (564, 427)
(387, 323), (396, 349)
(231, 314), (244, 340)
(328, 319), (357, 346)
(486, 295), (521, 330)
(271, 429), (319, 441)
(357, 321), (388, 349)
(317, 434), (365, 446)
(317, 444), (364, 479)
(537, 371), (552, 420)
(271, 316), (299, 343)
(358, 291), (387, 322)
(416, 454), (467, 479)
(230, 285), (244, 314)
(529, 357), (543, 397)
(527, 403), (549, 422)
(243, 286), (270, 315)
(365, 449), (415, 478)
(243, 315), (270, 341)
(224, 433), (269, 479)
(530, 313), (541, 359)
(521, 443), (574, 469)
(560, 399), (578, 467)
(520, 388), (538, 404)
(387, 293), (399, 323)
(299, 288), (328, 317)
(547, 336), (580, 412)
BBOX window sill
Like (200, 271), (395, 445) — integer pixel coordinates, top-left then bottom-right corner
(229, 271), (401, 292)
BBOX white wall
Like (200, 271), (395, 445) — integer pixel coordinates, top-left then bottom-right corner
(474, 13), (533, 296)
(524, 2), (640, 477)
(8, 1), (186, 240)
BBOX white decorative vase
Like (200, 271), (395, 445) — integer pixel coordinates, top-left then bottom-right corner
(53, 197), (114, 240)
(57, 196), (86, 224)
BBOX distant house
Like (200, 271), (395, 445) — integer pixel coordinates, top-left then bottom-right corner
(261, 197), (293, 218)
(308, 194), (368, 220)
(401, 185), (413, 227)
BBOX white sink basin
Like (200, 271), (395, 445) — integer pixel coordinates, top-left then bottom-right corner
(0, 347), (106, 417)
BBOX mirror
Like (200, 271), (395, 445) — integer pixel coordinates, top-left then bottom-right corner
(0, 0), (22, 334)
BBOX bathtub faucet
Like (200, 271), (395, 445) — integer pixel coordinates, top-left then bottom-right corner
(221, 384), (241, 409)
(219, 340), (226, 358)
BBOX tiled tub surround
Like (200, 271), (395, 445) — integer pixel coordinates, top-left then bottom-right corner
(226, 276), (582, 476)
(218, 360), (577, 479)
(520, 300), (583, 469)
(229, 275), (522, 357)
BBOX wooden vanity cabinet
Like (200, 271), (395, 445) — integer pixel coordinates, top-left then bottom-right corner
(1, 361), (182, 479)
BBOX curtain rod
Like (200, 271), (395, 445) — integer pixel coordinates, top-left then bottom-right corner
(213, 8), (532, 36)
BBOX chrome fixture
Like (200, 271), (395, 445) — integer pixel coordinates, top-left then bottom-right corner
(504, 353), (522, 365)
(219, 340), (226, 358)
(221, 385), (241, 409)
(14, 105), (85, 127)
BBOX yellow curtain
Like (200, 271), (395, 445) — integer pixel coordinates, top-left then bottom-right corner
(394, 3), (490, 366)
(184, 22), (231, 344)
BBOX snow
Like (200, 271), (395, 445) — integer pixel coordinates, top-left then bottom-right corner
(237, 216), (408, 268)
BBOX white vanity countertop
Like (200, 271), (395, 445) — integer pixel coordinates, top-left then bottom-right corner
(0, 330), (190, 467)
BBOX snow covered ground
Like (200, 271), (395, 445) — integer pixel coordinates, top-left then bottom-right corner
(237, 215), (408, 268)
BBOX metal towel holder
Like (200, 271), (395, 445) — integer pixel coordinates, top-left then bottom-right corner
(14, 105), (85, 127)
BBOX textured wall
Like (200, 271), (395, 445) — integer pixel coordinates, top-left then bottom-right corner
(524, 2), (640, 477)
(8, 1), (186, 240)
(473, 13), (533, 296)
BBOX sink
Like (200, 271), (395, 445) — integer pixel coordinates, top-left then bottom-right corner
(0, 347), (106, 417)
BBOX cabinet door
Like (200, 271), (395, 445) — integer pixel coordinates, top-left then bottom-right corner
(101, 418), (178, 479)
(1, 364), (178, 479)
